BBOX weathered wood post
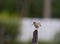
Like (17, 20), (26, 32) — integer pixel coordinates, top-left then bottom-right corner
(32, 29), (38, 44)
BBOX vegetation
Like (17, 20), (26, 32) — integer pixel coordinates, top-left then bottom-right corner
(0, 11), (19, 44)
(0, 0), (60, 18)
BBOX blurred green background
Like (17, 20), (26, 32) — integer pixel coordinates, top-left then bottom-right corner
(0, 0), (60, 44)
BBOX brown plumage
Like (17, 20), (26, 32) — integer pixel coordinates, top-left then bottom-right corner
(33, 21), (41, 28)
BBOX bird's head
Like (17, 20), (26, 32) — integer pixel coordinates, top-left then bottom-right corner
(33, 22), (36, 24)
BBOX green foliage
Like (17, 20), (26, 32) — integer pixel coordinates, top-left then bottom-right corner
(6, 0), (16, 13)
(29, 0), (43, 18)
(0, 0), (60, 18)
(0, 13), (20, 44)
(52, 0), (60, 18)
(0, 0), (16, 13)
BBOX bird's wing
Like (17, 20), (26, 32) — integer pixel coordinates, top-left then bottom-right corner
(37, 23), (41, 26)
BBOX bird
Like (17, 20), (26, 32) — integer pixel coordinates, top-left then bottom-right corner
(33, 21), (41, 28)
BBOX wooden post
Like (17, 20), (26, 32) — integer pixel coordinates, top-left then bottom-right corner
(32, 29), (38, 44)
